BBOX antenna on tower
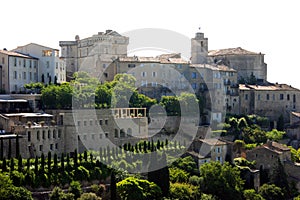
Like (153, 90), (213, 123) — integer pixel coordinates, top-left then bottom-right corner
(198, 27), (201, 31)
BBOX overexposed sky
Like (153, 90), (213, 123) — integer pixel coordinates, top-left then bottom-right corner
(1, 0), (300, 88)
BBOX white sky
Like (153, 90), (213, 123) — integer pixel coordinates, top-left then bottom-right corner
(1, 0), (300, 88)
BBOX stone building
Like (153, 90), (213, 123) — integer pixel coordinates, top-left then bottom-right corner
(190, 64), (239, 122)
(0, 49), (38, 93)
(188, 138), (230, 166)
(239, 83), (300, 124)
(13, 43), (66, 84)
(59, 30), (129, 80)
(191, 32), (208, 64)
(208, 47), (267, 82)
(47, 108), (148, 154)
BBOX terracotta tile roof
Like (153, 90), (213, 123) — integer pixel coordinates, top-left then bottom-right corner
(158, 53), (181, 59)
(208, 47), (262, 56)
(0, 49), (36, 59)
(118, 54), (189, 64)
(190, 64), (236, 72)
(160, 57), (189, 64)
(118, 56), (160, 63)
(239, 83), (300, 91)
(199, 138), (227, 146)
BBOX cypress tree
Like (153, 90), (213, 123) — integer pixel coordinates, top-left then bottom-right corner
(157, 140), (161, 150)
(8, 139), (12, 159)
(40, 153), (45, 173)
(34, 156), (38, 175)
(48, 151), (52, 174)
(53, 153), (58, 172)
(18, 154), (22, 172)
(16, 134), (20, 158)
(110, 171), (117, 200)
(84, 151), (88, 162)
(2, 157), (7, 171)
(74, 149), (78, 168)
(90, 153), (93, 163)
(143, 141), (147, 153)
(79, 153), (82, 163)
(10, 157), (15, 172)
(61, 153), (65, 172)
(99, 147), (103, 160)
(0, 138), (3, 160)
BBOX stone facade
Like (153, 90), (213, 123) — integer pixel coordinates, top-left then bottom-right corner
(0, 49), (38, 93)
(239, 83), (300, 123)
(13, 43), (66, 84)
(191, 32), (208, 64)
(59, 30), (129, 80)
(207, 47), (267, 82)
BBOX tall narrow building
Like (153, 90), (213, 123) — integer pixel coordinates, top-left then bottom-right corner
(191, 32), (208, 64)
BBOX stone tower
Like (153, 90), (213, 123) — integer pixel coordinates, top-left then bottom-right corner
(191, 32), (208, 64)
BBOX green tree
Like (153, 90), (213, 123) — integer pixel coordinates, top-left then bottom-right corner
(160, 96), (180, 116)
(0, 173), (33, 200)
(69, 181), (82, 199)
(117, 177), (162, 200)
(277, 115), (284, 131)
(200, 162), (244, 200)
(78, 192), (101, 200)
(243, 189), (264, 200)
(259, 184), (284, 200)
(270, 159), (290, 196)
(169, 182), (199, 200)
(266, 129), (285, 142)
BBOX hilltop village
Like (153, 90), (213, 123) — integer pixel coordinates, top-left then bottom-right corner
(1, 30), (300, 199)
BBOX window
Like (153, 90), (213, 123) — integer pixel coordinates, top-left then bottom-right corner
(99, 120), (102, 125)
(245, 94), (248, 100)
(29, 72), (32, 80)
(23, 59), (26, 67)
(50, 144), (53, 150)
(55, 143), (58, 149)
(53, 130), (56, 139)
(280, 94), (284, 100)
(90, 120), (93, 126)
(191, 72), (197, 79)
(192, 83), (197, 89)
(14, 58), (17, 66)
(48, 130), (50, 139)
(58, 130), (61, 139)
(114, 129), (118, 138)
(152, 71), (156, 77)
(287, 94), (290, 101)
(216, 147), (222, 153)
(128, 64), (135, 68)
(46, 61), (50, 68)
(266, 94), (269, 100)
(39, 145), (43, 151)
(23, 72), (26, 79)
(293, 94), (296, 103)
(43, 50), (52, 56)
(77, 121), (81, 126)
(14, 71), (17, 79)
(42, 131), (45, 139)
(29, 60), (32, 68)
(257, 94), (260, 100)
(141, 72), (147, 77)
(105, 133), (108, 138)
(104, 73), (108, 78)
(105, 119), (108, 125)
(84, 121), (87, 126)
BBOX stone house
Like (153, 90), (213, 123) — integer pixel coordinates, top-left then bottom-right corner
(207, 47), (267, 82)
(188, 138), (230, 166)
(13, 43), (66, 84)
(0, 49), (38, 93)
(239, 83), (300, 124)
(246, 141), (291, 170)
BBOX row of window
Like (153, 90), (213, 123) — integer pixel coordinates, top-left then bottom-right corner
(77, 119), (108, 127)
(245, 93), (296, 102)
(13, 71), (37, 81)
(27, 129), (61, 142)
(13, 58), (37, 68)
